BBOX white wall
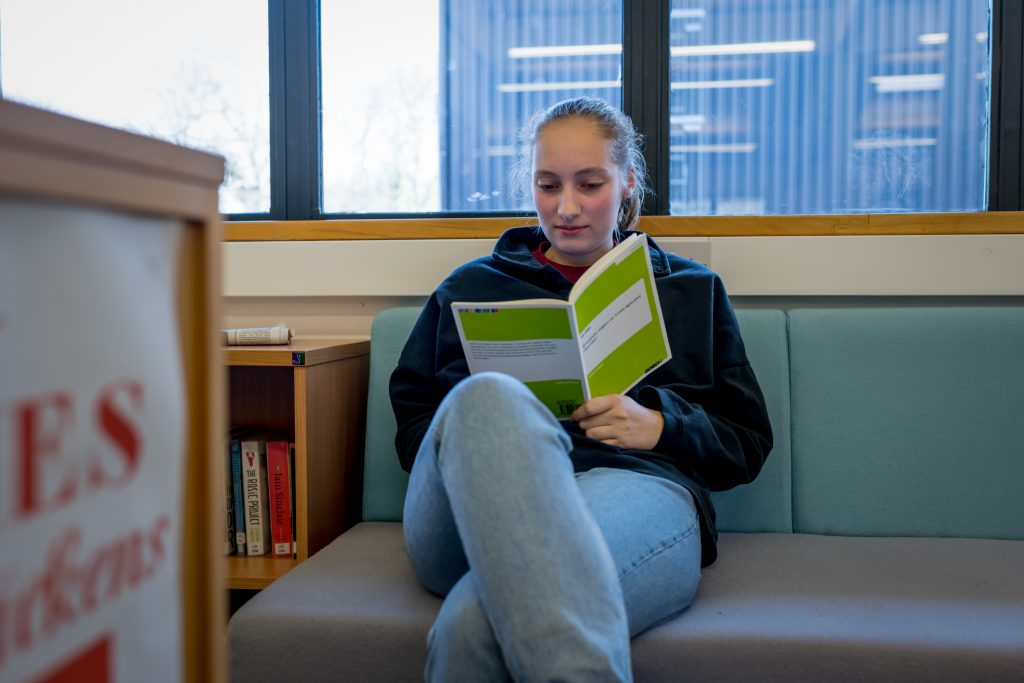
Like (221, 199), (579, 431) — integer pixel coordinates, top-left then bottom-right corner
(222, 234), (1024, 337)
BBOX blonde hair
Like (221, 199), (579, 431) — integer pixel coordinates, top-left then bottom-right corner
(513, 96), (651, 235)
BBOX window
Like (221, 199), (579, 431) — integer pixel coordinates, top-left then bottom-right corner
(0, 0), (270, 214)
(2, 0), (1017, 219)
(435, 0), (623, 214)
(667, 1), (991, 214)
(320, 1), (441, 213)
(320, 0), (622, 214)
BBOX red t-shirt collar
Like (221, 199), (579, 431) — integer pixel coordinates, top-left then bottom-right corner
(530, 241), (591, 283)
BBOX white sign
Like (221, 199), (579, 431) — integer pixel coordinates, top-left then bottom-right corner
(0, 200), (185, 683)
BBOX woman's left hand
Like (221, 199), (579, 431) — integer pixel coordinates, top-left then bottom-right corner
(570, 394), (664, 450)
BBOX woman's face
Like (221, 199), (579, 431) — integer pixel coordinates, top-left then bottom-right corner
(532, 117), (634, 267)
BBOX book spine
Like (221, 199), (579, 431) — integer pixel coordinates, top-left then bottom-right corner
(289, 443), (296, 555)
(266, 440), (294, 557)
(242, 438), (270, 555)
(224, 440), (235, 555)
(229, 439), (247, 556)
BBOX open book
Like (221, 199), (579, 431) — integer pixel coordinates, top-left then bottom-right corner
(451, 233), (672, 418)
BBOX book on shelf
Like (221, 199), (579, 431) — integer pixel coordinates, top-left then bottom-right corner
(240, 434), (271, 556)
(229, 432), (248, 556)
(289, 443), (297, 556)
(266, 438), (295, 557)
(223, 435), (235, 555)
(451, 233), (671, 418)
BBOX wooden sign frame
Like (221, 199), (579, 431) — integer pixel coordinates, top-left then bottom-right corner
(0, 99), (225, 683)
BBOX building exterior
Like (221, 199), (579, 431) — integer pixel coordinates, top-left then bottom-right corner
(440, 0), (990, 215)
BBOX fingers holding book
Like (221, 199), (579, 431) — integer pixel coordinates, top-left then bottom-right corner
(571, 394), (664, 450)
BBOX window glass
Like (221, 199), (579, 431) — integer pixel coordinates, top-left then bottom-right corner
(668, 1), (991, 215)
(321, 0), (623, 214)
(0, 0), (270, 214)
(320, 0), (441, 213)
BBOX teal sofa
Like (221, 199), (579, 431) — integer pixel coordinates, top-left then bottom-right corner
(229, 306), (1024, 682)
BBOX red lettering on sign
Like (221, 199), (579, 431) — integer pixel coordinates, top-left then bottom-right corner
(89, 381), (143, 488)
(15, 393), (75, 521)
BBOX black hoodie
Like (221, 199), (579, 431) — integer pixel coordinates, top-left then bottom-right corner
(390, 226), (773, 566)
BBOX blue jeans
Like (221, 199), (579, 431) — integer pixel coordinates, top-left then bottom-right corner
(403, 373), (702, 682)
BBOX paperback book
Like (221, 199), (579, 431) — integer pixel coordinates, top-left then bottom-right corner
(451, 233), (671, 418)
(229, 433), (247, 555)
(223, 436), (235, 555)
(240, 434), (271, 555)
(266, 439), (295, 557)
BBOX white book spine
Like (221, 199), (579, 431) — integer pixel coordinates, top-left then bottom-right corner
(241, 439), (270, 555)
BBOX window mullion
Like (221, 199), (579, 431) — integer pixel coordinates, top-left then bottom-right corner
(268, 0), (286, 219)
(623, 0), (671, 216)
(990, 0), (1024, 211)
(269, 0), (321, 220)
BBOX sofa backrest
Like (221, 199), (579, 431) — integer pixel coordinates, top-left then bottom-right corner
(361, 306), (794, 531)
(362, 306), (419, 522)
(788, 307), (1024, 540)
(362, 305), (1024, 539)
(710, 309), (792, 532)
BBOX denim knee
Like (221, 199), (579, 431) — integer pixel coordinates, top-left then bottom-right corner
(440, 372), (534, 418)
(433, 372), (571, 458)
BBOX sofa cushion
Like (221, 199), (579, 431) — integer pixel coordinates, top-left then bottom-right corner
(228, 523), (437, 682)
(789, 307), (1024, 538)
(632, 532), (1024, 682)
(360, 306), (794, 531)
(229, 524), (1024, 682)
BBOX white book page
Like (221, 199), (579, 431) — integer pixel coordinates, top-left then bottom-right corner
(462, 338), (585, 383)
(452, 302), (586, 384)
(579, 279), (652, 375)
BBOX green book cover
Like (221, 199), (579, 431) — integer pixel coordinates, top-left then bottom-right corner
(452, 234), (672, 417)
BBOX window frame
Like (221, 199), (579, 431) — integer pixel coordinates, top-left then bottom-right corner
(229, 0), (1022, 221)
(990, 0), (1024, 211)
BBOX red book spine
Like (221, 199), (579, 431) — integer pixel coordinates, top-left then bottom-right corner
(266, 440), (294, 557)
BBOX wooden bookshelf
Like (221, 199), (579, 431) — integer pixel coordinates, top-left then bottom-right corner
(225, 338), (370, 589)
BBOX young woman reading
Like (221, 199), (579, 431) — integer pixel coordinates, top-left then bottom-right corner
(390, 96), (773, 682)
